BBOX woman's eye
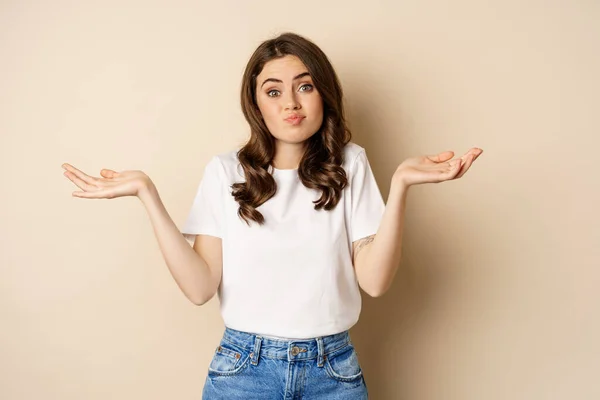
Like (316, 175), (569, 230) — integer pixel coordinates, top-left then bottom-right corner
(267, 90), (280, 97)
(299, 84), (313, 92)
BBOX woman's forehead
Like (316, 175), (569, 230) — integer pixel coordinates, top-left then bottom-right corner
(258, 55), (309, 80)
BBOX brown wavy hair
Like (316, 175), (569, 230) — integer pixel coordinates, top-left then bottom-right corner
(232, 32), (352, 226)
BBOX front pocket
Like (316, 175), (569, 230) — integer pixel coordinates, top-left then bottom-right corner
(207, 343), (250, 376)
(324, 344), (364, 382)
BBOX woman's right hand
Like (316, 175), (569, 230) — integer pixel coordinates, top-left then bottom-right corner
(62, 163), (153, 199)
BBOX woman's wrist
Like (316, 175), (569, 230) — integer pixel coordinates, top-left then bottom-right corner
(137, 178), (158, 205)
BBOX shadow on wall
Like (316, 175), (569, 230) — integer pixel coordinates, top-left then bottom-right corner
(346, 87), (487, 399)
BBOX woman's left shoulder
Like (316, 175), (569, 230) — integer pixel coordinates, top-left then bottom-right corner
(343, 141), (364, 155)
(342, 142), (368, 171)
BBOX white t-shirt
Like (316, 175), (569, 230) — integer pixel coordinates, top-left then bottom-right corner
(180, 141), (385, 339)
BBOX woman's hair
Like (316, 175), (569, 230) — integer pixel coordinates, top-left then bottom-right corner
(232, 32), (352, 226)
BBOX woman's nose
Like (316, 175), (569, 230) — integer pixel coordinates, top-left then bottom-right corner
(284, 93), (301, 110)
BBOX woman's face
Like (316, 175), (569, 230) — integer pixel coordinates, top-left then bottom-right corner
(255, 55), (324, 145)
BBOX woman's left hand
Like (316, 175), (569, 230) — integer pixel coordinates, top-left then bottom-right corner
(392, 147), (483, 188)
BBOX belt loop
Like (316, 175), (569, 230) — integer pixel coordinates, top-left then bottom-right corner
(316, 337), (325, 367)
(250, 335), (262, 366)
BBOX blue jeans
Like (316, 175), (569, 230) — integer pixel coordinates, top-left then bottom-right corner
(202, 326), (369, 399)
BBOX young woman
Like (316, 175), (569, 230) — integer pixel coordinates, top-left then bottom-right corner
(62, 32), (482, 399)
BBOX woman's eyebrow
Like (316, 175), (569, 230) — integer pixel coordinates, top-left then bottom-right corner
(260, 72), (311, 88)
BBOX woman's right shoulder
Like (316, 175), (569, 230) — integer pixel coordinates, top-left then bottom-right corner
(207, 147), (244, 181)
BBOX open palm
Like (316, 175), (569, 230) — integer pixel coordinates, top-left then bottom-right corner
(62, 163), (151, 199)
(393, 147), (483, 187)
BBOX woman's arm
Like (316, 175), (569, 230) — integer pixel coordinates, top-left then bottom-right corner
(139, 183), (220, 305)
(353, 184), (407, 298)
(353, 147), (483, 298)
(62, 164), (219, 305)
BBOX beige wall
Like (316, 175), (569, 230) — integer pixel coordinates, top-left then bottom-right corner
(1, 0), (598, 399)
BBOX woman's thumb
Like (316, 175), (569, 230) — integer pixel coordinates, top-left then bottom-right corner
(100, 169), (117, 178)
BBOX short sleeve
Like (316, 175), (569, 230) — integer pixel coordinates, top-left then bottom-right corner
(349, 150), (385, 243)
(181, 156), (224, 242)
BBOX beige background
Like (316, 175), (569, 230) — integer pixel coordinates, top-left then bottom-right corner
(1, 0), (598, 399)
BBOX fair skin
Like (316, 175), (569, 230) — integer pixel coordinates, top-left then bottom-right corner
(61, 54), (483, 300)
(255, 55), (323, 169)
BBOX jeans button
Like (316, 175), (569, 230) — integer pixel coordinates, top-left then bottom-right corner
(291, 346), (300, 356)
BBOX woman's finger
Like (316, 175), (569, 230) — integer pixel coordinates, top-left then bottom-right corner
(426, 151), (454, 163)
(72, 188), (116, 199)
(100, 169), (120, 179)
(461, 148), (483, 161)
(455, 154), (475, 179)
(62, 163), (97, 185)
(64, 170), (97, 191)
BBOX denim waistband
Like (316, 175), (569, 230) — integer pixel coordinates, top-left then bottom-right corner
(221, 326), (352, 366)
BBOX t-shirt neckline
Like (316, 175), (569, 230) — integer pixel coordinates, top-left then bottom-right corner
(271, 166), (298, 179)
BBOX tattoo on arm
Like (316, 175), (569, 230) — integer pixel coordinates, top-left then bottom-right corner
(353, 234), (375, 263)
